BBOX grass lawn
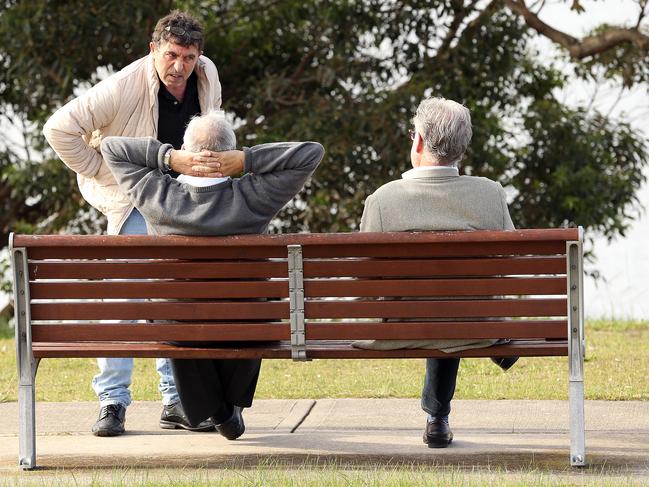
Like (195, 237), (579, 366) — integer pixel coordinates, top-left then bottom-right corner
(1, 319), (647, 486)
(0, 319), (647, 402)
(1, 464), (647, 487)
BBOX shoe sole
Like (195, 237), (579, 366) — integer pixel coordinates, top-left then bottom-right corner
(92, 428), (125, 437)
(159, 420), (215, 432)
(215, 424), (245, 440)
(425, 438), (453, 448)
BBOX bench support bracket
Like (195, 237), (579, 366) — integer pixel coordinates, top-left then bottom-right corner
(567, 236), (586, 467)
(11, 242), (39, 470)
(288, 245), (309, 361)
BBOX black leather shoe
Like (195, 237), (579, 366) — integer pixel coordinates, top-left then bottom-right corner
(423, 418), (453, 448)
(491, 356), (519, 371)
(215, 406), (245, 440)
(159, 402), (215, 432)
(92, 404), (126, 437)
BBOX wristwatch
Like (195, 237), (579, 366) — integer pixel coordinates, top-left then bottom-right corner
(162, 147), (173, 172)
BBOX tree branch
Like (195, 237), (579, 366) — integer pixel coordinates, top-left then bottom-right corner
(504, 0), (649, 59)
(437, 0), (500, 63)
(637, 0), (648, 29)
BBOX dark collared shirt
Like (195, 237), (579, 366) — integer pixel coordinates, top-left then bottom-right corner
(157, 71), (201, 150)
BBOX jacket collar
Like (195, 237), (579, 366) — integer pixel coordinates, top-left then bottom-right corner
(401, 165), (459, 180)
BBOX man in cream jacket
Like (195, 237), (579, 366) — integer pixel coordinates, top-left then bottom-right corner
(44, 10), (221, 437)
(358, 97), (516, 449)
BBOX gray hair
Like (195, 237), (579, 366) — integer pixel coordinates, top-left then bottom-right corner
(183, 111), (236, 152)
(413, 97), (472, 166)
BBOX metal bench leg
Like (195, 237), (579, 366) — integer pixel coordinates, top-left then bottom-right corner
(567, 238), (586, 467)
(11, 243), (38, 470)
(18, 360), (39, 470)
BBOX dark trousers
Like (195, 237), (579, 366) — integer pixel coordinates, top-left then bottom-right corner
(171, 358), (261, 426)
(420, 357), (460, 417)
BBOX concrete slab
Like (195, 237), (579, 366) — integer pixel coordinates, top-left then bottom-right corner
(0, 399), (646, 475)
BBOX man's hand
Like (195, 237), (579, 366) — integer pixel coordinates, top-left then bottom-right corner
(191, 150), (245, 177)
(169, 149), (244, 177)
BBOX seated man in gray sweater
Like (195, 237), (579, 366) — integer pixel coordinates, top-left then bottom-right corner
(101, 110), (324, 440)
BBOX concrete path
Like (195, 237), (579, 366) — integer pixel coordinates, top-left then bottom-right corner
(0, 399), (647, 475)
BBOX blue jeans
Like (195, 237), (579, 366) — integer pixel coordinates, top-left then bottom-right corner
(421, 358), (460, 418)
(91, 208), (179, 407)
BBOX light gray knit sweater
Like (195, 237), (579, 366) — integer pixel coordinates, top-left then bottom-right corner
(101, 137), (323, 236)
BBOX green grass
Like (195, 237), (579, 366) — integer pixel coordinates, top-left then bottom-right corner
(0, 315), (12, 339)
(0, 464), (647, 487)
(1, 320), (647, 403)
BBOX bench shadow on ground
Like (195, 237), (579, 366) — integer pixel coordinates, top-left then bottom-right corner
(10, 430), (648, 476)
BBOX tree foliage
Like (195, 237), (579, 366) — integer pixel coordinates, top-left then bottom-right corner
(1, 0), (171, 246)
(1, 1), (648, 271)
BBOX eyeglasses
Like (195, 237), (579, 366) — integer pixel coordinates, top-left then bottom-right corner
(165, 25), (203, 41)
(408, 129), (417, 141)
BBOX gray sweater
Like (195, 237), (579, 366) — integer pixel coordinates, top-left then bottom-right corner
(101, 137), (323, 236)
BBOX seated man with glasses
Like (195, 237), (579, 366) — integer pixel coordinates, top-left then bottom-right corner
(44, 10), (222, 437)
(357, 96), (518, 449)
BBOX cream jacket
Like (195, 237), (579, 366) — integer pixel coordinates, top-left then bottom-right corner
(44, 54), (221, 235)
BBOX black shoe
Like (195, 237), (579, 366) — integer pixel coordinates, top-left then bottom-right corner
(92, 404), (126, 437)
(423, 417), (453, 448)
(159, 402), (215, 432)
(215, 406), (245, 440)
(491, 356), (519, 371)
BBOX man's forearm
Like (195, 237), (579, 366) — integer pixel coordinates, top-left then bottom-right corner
(100, 136), (166, 190)
(246, 142), (324, 175)
(43, 113), (105, 178)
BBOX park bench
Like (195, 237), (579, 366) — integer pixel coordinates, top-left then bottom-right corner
(10, 228), (585, 469)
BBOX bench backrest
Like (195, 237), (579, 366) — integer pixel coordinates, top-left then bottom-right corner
(10, 229), (583, 360)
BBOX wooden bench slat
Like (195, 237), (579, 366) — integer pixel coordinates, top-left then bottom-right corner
(31, 339), (568, 359)
(13, 228), (580, 249)
(303, 256), (567, 278)
(29, 320), (567, 342)
(29, 276), (565, 299)
(28, 256), (567, 280)
(31, 301), (290, 321)
(306, 320), (568, 340)
(30, 298), (566, 321)
(30, 281), (289, 299)
(32, 323), (290, 342)
(305, 298), (567, 318)
(304, 340), (568, 358)
(305, 277), (566, 297)
(25, 246), (288, 260)
(29, 261), (288, 280)
(302, 241), (567, 258)
(23, 240), (568, 261)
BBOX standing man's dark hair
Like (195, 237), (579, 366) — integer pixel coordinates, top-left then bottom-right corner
(152, 10), (204, 51)
(44, 9), (222, 439)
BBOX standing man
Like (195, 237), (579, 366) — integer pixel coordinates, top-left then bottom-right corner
(359, 97), (515, 448)
(43, 10), (221, 437)
(101, 110), (324, 440)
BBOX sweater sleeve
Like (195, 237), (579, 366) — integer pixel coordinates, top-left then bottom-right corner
(497, 184), (515, 230)
(101, 136), (176, 224)
(44, 77), (120, 181)
(359, 194), (383, 232)
(238, 141), (324, 214)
